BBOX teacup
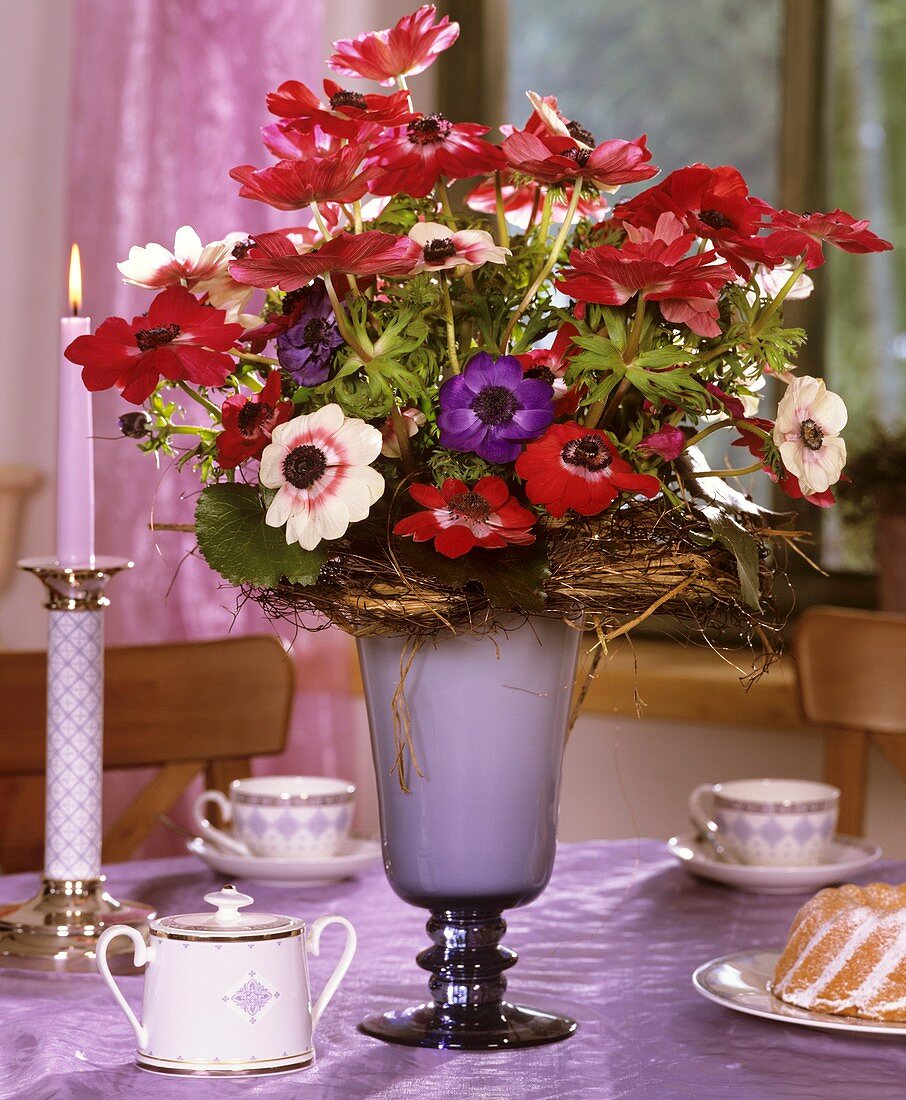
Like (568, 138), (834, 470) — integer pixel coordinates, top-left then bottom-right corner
(690, 778), (840, 866)
(193, 776), (356, 859)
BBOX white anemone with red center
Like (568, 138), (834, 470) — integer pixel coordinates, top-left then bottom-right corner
(117, 226), (247, 291)
(408, 221), (511, 273)
(773, 375), (847, 496)
(260, 404), (385, 549)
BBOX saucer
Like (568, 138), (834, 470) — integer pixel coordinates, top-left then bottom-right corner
(187, 836), (382, 886)
(667, 831), (881, 894)
(693, 948), (906, 1036)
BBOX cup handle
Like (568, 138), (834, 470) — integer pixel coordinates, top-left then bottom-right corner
(96, 926), (149, 1049)
(689, 783), (719, 839)
(191, 789), (249, 856)
(308, 915), (357, 1034)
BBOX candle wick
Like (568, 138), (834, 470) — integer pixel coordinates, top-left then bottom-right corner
(71, 305), (80, 318)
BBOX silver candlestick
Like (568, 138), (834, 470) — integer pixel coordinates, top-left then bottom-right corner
(0, 558), (155, 973)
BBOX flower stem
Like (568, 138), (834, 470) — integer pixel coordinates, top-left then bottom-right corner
(168, 424), (214, 436)
(322, 277), (371, 363)
(175, 381), (220, 419)
(439, 272), (461, 374)
(624, 297), (647, 363)
(525, 187), (543, 232)
(533, 189), (554, 247)
(390, 405), (416, 474)
(494, 171), (510, 248)
(309, 201), (333, 241)
(502, 177), (583, 353)
(228, 349), (279, 367)
(395, 74), (414, 113)
(684, 417), (772, 450)
(752, 257), (807, 336)
(353, 200), (363, 234)
(436, 178), (456, 228)
(694, 461), (765, 478)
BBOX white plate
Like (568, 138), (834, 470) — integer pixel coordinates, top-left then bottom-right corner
(667, 831), (881, 894)
(693, 948), (906, 1036)
(186, 836), (381, 886)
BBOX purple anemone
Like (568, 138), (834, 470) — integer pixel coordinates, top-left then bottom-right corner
(275, 279), (344, 386)
(437, 352), (555, 463)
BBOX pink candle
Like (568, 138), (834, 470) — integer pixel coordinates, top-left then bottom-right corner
(57, 244), (95, 565)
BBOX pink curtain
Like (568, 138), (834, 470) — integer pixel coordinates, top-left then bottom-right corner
(68, 0), (357, 853)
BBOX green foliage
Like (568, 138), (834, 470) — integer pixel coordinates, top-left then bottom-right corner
(705, 511), (762, 611)
(195, 484), (326, 587)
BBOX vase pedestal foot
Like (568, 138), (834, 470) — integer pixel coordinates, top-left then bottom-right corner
(360, 1000), (577, 1050)
(360, 907), (577, 1050)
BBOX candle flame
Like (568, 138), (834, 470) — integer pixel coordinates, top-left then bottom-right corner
(69, 243), (82, 315)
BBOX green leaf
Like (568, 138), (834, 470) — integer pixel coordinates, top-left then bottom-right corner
(705, 511), (762, 611)
(195, 484), (326, 588)
(393, 536), (551, 614)
(635, 346), (696, 369)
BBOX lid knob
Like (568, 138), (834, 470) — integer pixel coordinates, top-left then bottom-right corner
(203, 884), (254, 925)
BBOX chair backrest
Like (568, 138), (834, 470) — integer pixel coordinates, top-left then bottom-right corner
(0, 635), (294, 871)
(794, 606), (906, 734)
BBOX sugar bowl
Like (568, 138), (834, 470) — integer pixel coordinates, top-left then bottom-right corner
(96, 885), (356, 1077)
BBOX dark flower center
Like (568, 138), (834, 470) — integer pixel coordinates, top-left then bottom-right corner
(567, 120), (596, 147)
(566, 146), (591, 167)
(303, 317), (333, 348)
(237, 401), (272, 437)
(525, 365), (556, 386)
(118, 410), (152, 439)
(422, 237), (458, 263)
(799, 417), (825, 451)
(471, 385), (519, 426)
(330, 89), (368, 111)
(135, 323), (180, 351)
(282, 289), (306, 315)
(447, 490), (491, 523)
(283, 443), (328, 489)
(699, 209), (733, 231)
(561, 435), (612, 470)
(232, 238), (253, 259)
(407, 113), (452, 145)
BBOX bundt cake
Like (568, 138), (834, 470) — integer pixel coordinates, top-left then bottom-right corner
(772, 883), (906, 1021)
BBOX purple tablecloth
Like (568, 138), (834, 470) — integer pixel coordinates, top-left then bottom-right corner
(1, 840), (904, 1099)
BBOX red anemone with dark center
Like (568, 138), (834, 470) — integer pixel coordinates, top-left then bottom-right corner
(515, 423), (661, 517)
(555, 213), (736, 338)
(230, 145), (374, 210)
(64, 286), (243, 405)
(366, 115), (505, 198)
(761, 206), (894, 269)
(393, 476), (537, 558)
(514, 323), (583, 416)
(265, 78), (414, 140)
(230, 229), (421, 292)
(614, 164), (773, 276)
(502, 129), (657, 190)
(216, 371), (293, 469)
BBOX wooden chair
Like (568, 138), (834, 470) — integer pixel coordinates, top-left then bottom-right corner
(794, 606), (906, 836)
(0, 635), (294, 872)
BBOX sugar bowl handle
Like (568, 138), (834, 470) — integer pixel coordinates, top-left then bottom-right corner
(96, 926), (149, 1049)
(308, 915), (357, 1033)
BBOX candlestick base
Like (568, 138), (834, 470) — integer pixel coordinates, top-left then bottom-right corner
(0, 876), (155, 974)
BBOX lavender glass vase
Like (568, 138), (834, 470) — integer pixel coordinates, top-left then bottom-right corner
(356, 615), (582, 1050)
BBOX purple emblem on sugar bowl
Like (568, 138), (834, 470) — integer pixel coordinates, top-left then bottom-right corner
(690, 778), (840, 866)
(193, 776), (356, 859)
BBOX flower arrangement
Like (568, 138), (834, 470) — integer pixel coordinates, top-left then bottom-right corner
(66, 5), (892, 641)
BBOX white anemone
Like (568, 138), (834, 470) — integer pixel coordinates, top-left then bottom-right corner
(260, 405), (384, 550)
(773, 376), (847, 495)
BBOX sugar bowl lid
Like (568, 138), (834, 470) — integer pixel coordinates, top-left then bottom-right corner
(150, 884), (304, 941)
